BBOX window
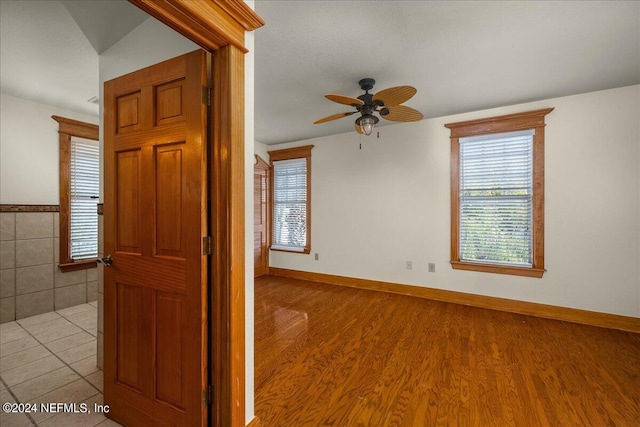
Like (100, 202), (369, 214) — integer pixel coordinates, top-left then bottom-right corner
(69, 137), (100, 260)
(445, 108), (553, 277)
(268, 145), (314, 253)
(53, 115), (99, 271)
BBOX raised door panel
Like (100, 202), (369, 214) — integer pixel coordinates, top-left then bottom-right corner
(155, 143), (185, 258)
(116, 283), (144, 389)
(156, 78), (186, 126)
(111, 281), (154, 416)
(155, 293), (187, 410)
(117, 91), (142, 134)
(116, 150), (141, 254)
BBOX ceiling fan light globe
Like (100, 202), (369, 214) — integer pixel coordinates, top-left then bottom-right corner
(358, 116), (376, 136)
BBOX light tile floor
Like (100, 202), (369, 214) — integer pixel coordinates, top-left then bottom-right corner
(0, 303), (122, 426)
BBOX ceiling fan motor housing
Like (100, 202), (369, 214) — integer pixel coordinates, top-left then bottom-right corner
(358, 78), (376, 106)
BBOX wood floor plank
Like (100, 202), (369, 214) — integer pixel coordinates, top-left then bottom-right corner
(255, 276), (640, 426)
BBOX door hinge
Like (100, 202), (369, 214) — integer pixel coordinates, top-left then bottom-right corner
(202, 86), (212, 107)
(203, 236), (214, 256)
(203, 385), (214, 405)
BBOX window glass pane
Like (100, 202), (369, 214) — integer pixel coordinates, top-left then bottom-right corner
(70, 137), (99, 260)
(459, 130), (533, 266)
(273, 158), (307, 250)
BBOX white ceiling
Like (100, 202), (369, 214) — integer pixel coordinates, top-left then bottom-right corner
(1, 1), (638, 144)
(0, 0), (147, 117)
(255, 0), (640, 144)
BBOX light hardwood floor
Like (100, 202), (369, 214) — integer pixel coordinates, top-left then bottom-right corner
(255, 275), (640, 426)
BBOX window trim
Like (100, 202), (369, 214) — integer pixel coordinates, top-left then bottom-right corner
(267, 144), (314, 254)
(52, 115), (99, 272)
(445, 108), (553, 278)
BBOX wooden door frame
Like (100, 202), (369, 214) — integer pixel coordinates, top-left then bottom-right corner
(127, 2), (264, 426)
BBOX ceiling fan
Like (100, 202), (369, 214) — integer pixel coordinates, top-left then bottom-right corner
(313, 78), (424, 136)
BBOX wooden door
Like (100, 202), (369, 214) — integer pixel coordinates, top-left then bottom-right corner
(254, 156), (269, 277)
(103, 50), (209, 427)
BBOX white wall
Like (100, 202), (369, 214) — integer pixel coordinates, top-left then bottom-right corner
(0, 93), (98, 204)
(266, 85), (640, 318)
(244, 1), (256, 421)
(99, 18), (198, 84)
(255, 141), (270, 163)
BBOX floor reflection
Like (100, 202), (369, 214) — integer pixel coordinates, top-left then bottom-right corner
(272, 306), (308, 341)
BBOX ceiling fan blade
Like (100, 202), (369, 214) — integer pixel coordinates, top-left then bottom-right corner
(373, 86), (417, 106)
(313, 111), (355, 124)
(325, 94), (364, 107)
(381, 105), (424, 122)
(355, 123), (364, 134)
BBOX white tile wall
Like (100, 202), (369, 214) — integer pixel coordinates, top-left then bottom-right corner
(0, 212), (97, 323)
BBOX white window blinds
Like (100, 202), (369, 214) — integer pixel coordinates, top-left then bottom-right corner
(69, 137), (99, 260)
(272, 158), (307, 251)
(459, 129), (534, 267)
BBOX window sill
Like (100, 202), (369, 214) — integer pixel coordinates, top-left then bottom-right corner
(59, 260), (98, 272)
(270, 246), (310, 255)
(451, 261), (545, 278)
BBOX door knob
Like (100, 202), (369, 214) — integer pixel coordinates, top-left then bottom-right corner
(99, 254), (113, 267)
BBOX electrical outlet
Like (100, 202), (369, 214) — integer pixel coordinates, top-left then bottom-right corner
(406, 261), (412, 270)
(314, 253), (319, 261)
(428, 263), (436, 273)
